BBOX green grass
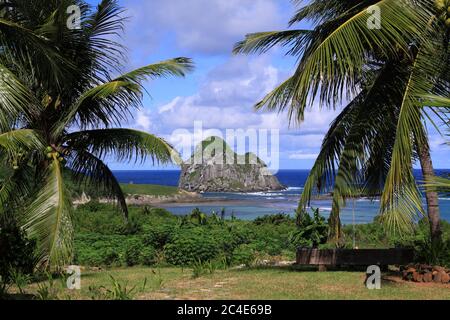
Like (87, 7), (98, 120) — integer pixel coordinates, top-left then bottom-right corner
(15, 266), (450, 300)
(120, 184), (179, 196)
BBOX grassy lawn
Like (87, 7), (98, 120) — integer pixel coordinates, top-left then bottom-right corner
(120, 184), (180, 196)
(19, 267), (450, 300)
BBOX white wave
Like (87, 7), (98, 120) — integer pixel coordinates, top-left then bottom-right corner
(245, 192), (285, 197)
(357, 198), (380, 202)
(319, 207), (332, 212)
(439, 197), (450, 201)
(287, 187), (304, 191)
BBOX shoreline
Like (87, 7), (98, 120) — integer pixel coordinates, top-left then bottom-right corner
(74, 190), (384, 206)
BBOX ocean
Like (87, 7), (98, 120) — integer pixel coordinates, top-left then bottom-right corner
(113, 170), (450, 224)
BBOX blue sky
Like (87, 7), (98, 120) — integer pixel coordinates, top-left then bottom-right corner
(87, 0), (449, 170)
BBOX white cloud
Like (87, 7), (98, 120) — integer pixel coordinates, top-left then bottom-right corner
(132, 55), (341, 166)
(135, 110), (152, 131)
(125, 0), (283, 54)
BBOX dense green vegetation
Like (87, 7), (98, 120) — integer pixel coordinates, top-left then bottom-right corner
(2, 203), (450, 299)
(120, 184), (179, 197)
(73, 204), (297, 268)
(70, 204), (450, 269)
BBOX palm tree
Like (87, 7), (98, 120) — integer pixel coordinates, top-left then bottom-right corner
(0, 0), (193, 269)
(234, 0), (449, 244)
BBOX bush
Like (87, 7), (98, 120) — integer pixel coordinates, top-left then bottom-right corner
(124, 240), (157, 266)
(74, 232), (159, 267)
(393, 220), (450, 267)
(139, 246), (157, 266)
(232, 244), (257, 266)
(144, 224), (176, 250)
(0, 219), (36, 282)
(289, 208), (328, 248)
(75, 234), (133, 266)
(164, 229), (220, 266)
(124, 240), (142, 267)
(74, 203), (142, 235)
(254, 214), (293, 225)
(342, 220), (390, 248)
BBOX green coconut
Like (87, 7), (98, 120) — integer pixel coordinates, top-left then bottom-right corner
(46, 153), (53, 159)
(46, 146), (53, 153)
(435, 0), (446, 11)
(446, 18), (450, 27)
(58, 157), (65, 162)
(13, 166), (19, 170)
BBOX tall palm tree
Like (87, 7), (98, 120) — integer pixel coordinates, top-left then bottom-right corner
(234, 0), (449, 244)
(0, 0), (193, 268)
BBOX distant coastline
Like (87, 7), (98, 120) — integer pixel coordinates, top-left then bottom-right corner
(108, 170), (450, 224)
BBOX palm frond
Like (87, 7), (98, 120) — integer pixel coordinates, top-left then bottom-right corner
(289, 0), (365, 26)
(84, 0), (127, 75)
(423, 176), (450, 192)
(63, 128), (180, 165)
(53, 58), (194, 134)
(0, 164), (35, 216)
(379, 48), (436, 233)
(0, 16), (73, 88)
(22, 155), (73, 269)
(116, 58), (194, 83)
(0, 129), (43, 154)
(52, 80), (141, 136)
(233, 30), (312, 56)
(238, 0), (433, 124)
(298, 95), (360, 210)
(67, 149), (128, 218)
(0, 63), (39, 130)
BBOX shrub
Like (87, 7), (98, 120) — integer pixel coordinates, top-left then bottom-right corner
(253, 214), (293, 225)
(124, 238), (157, 266)
(74, 203), (141, 235)
(139, 246), (157, 266)
(232, 244), (257, 266)
(393, 220), (450, 267)
(124, 241), (142, 267)
(74, 234), (137, 266)
(209, 224), (251, 257)
(289, 208), (328, 248)
(342, 220), (390, 248)
(164, 229), (220, 266)
(0, 219), (36, 282)
(144, 224), (176, 250)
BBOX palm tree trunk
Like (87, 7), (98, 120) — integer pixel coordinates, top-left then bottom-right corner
(417, 139), (442, 245)
(328, 207), (342, 246)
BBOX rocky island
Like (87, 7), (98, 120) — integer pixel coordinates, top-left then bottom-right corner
(179, 137), (285, 193)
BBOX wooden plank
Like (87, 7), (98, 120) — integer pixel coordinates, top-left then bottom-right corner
(296, 248), (414, 266)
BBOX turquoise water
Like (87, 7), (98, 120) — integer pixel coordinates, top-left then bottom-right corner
(113, 170), (450, 224)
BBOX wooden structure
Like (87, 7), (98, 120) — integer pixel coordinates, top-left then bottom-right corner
(296, 248), (414, 268)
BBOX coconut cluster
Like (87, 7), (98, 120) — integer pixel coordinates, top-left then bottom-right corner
(44, 146), (66, 164)
(435, 0), (450, 27)
(11, 152), (25, 170)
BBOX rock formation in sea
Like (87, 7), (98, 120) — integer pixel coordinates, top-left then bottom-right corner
(178, 136), (285, 192)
